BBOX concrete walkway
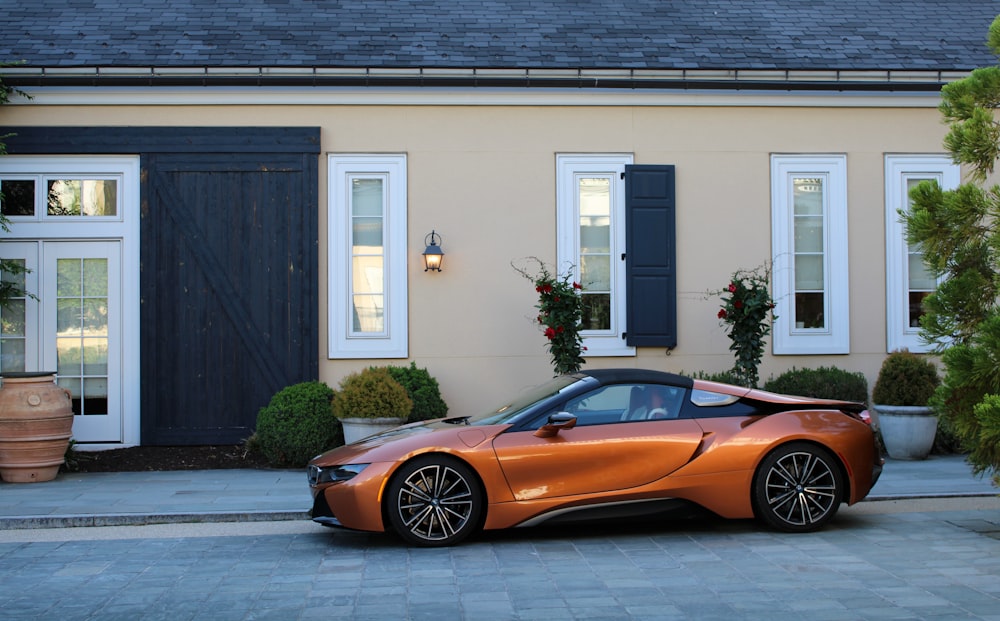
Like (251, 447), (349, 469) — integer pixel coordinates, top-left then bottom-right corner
(0, 454), (995, 530)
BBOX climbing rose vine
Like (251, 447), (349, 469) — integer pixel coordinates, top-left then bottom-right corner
(713, 265), (777, 388)
(514, 258), (585, 375)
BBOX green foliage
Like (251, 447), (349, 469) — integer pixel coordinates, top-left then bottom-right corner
(513, 257), (585, 376)
(254, 381), (340, 468)
(712, 264), (777, 388)
(383, 362), (449, 423)
(900, 14), (1000, 476)
(872, 350), (940, 406)
(763, 367), (869, 403)
(972, 394), (1000, 481)
(1, 64), (34, 309)
(685, 369), (743, 385)
(333, 367), (412, 420)
(928, 315), (1000, 473)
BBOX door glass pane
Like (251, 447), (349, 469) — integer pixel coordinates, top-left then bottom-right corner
(351, 178), (383, 217)
(908, 254), (936, 291)
(581, 293), (611, 331)
(793, 177), (823, 214)
(795, 292), (825, 329)
(0, 260), (28, 373)
(351, 294), (384, 333)
(794, 255), (824, 290)
(578, 177), (612, 331)
(350, 176), (386, 335)
(56, 258), (109, 417)
(794, 215), (823, 253)
(905, 177), (936, 328)
(792, 176), (826, 329)
(46, 179), (118, 216)
(0, 179), (36, 216)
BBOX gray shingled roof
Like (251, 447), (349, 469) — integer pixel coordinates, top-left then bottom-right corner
(2, 0), (997, 71)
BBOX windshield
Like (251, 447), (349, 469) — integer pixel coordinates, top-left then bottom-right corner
(470, 375), (584, 426)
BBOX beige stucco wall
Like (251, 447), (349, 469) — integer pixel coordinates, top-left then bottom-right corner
(1, 93), (957, 417)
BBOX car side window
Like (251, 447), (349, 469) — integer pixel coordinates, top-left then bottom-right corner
(622, 384), (686, 421)
(561, 385), (635, 426)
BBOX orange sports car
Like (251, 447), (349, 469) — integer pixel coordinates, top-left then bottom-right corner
(307, 369), (883, 546)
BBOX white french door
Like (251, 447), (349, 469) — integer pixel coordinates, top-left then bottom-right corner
(1, 155), (140, 446)
(46, 242), (122, 442)
(0, 241), (123, 443)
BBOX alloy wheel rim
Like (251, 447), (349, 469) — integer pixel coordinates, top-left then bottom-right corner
(764, 451), (837, 526)
(396, 464), (474, 541)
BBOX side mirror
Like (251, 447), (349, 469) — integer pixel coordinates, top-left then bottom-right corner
(534, 411), (577, 438)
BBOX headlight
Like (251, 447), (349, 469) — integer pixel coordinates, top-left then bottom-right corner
(308, 463), (369, 486)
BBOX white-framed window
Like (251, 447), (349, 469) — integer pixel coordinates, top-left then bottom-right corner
(328, 154), (408, 359)
(556, 154), (634, 357)
(884, 155), (960, 353)
(770, 155), (849, 354)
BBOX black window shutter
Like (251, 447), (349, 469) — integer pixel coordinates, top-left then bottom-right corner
(625, 164), (677, 347)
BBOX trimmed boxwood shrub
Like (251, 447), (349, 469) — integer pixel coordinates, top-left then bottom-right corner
(383, 362), (449, 423)
(872, 350), (939, 406)
(254, 381), (340, 468)
(763, 366), (869, 403)
(333, 367), (412, 420)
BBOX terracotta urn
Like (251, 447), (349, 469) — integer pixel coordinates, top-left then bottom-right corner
(0, 372), (74, 483)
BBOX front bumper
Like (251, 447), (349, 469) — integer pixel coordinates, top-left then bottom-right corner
(309, 491), (345, 528)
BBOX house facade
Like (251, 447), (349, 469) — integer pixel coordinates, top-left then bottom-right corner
(1, 2), (997, 448)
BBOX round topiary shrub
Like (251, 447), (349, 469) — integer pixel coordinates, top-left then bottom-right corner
(254, 381), (339, 468)
(763, 366), (869, 403)
(384, 362), (449, 423)
(872, 350), (939, 406)
(333, 367), (412, 420)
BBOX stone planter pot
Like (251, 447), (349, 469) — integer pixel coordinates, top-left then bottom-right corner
(340, 417), (405, 444)
(0, 372), (74, 483)
(874, 404), (937, 460)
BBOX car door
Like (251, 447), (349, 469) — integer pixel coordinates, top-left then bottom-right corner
(491, 383), (704, 501)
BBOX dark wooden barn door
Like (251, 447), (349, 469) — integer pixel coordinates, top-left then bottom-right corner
(142, 151), (318, 444)
(2, 127), (320, 446)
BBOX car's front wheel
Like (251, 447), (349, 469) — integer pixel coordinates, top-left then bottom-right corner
(753, 442), (844, 532)
(385, 455), (483, 546)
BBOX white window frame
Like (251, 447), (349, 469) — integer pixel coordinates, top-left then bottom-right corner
(884, 155), (960, 353)
(328, 154), (408, 359)
(770, 155), (849, 355)
(556, 153), (634, 357)
(0, 155), (141, 447)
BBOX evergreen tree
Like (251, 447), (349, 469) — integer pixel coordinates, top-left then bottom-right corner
(902, 15), (1000, 478)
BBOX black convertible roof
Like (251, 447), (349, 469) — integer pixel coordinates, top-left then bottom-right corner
(581, 368), (695, 389)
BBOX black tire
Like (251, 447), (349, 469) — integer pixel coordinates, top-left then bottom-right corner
(385, 455), (483, 547)
(753, 442), (844, 533)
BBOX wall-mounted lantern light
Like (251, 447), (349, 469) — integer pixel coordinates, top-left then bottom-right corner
(422, 230), (444, 272)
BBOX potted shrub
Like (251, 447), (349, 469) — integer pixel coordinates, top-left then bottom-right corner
(872, 350), (940, 460)
(333, 367), (412, 444)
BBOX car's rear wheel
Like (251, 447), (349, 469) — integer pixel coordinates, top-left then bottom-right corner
(385, 455), (483, 547)
(753, 442), (843, 532)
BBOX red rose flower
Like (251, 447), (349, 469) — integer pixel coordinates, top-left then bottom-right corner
(718, 309), (727, 319)
(734, 300), (743, 309)
(573, 282), (582, 289)
(728, 283), (737, 293)
(544, 327), (556, 339)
